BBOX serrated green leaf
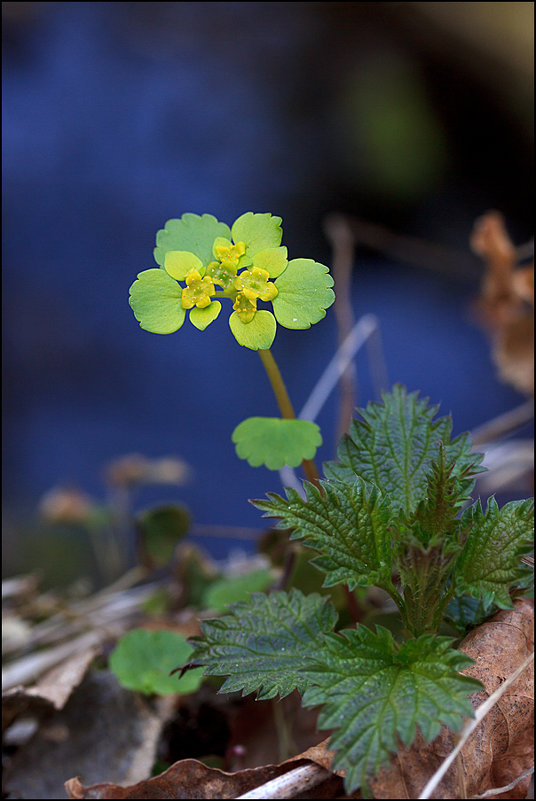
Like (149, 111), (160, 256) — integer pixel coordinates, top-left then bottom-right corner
(302, 627), (481, 793)
(454, 497), (534, 609)
(228, 310), (276, 350)
(324, 385), (485, 517)
(405, 443), (469, 548)
(253, 477), (393, 591)
(154, 213), (231, 267)
(135, 504), (191, 568)
(188, 589), (338, 700)
(129, 269), (185, 334)
(232, 417), (322, 469)
(272, 259), (335, 329)
(231, 212), (283, 257)
(189, 301), (221, 330)
(109, 628), (204, 696)
(202, 569), (273, 612)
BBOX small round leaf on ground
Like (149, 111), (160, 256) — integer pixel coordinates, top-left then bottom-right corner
(109, 628), (204, 696)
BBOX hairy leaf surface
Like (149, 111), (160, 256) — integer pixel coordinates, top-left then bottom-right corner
(455, 498), (534, 609)
(188, 589), (338, 700)
(302, 627), (481, 793)
(253, 477), (392, 590)
(323, 385), (484, 517)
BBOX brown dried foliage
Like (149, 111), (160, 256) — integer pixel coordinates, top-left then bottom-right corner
(471, 211), (534, 396)
(66, 599), (533, 800)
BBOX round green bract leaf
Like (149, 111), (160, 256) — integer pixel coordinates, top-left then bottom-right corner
(189, 301), (221, 331)
(229, 310), (276, 350)
(232, 417), (322, 469)
(164, 250), (203, 280)
(202, 569), (273, 612)
(136, 504), (191, 569)
(252, 246), (288, 278)
(154, 213), (231, 267)
(231, 212), (283, 257)
(109, 628), (204, 696)
(273, 259), (335, 329)
(129, 269), (185, 335)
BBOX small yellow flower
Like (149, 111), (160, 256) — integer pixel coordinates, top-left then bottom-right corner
(181, 269), (215, 310)
(233, 292), (257, 323)
(213, 240), (245, 270)
(234, 267), (278, 304)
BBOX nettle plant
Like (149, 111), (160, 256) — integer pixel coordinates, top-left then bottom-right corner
(129, 212), (334, 478)
(188, 386), (534, 794)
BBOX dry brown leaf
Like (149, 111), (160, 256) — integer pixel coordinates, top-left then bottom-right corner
(64, 600), (533, 800)
(368, 598), (534, 799)
(471, 210), (534, 396)
(65, 754), (345, 800)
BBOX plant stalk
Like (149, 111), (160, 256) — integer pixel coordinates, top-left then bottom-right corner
(257, 349), (320, 486)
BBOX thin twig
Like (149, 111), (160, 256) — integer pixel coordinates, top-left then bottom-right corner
(299, 314), (381, 423)
(236, 763), (332, 799)
(470, 400), (534, 446)
(471, 766), (534, 798)
(418, 651), (535, 799)
(456, 744), (467, 799)
(344, 216), (480, 282)
(278, 313), (383, 492)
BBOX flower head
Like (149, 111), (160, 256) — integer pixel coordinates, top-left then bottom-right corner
(129, 212), (335, 349)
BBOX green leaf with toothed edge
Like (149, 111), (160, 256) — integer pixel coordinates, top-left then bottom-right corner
(232, 417), (322, 469)
(272, 259), (335, 329)
(188, 589), (338, 700)
(324, 384), (485, 518)
(154, 213), (231, 267)
(454, 497), (534, 609)
(253, 476), (393, 591)
(231, 212), (283, 258)
(301, 627), (482, 794)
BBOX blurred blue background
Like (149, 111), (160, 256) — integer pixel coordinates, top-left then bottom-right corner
(3, 2), (533, 583)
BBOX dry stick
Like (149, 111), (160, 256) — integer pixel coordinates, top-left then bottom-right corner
(323, 213), (358, 441)
(470, 399), (534, 446)
(418, 651), (535, 799)
(279, 314), (382, 496)
(455, 738), (468, 799)
(344, 216), (480, 282)
(236, 763), (333, 800)
(298, 314), (381, 424)
(471, 766), (534, 798)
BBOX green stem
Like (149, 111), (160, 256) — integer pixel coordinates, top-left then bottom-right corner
(257, 349), (320, 486)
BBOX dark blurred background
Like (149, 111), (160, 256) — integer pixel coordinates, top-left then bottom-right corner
(2, 2), (533, 585)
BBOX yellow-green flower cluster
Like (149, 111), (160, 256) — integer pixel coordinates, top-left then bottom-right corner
(129, 212), (335, 350)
